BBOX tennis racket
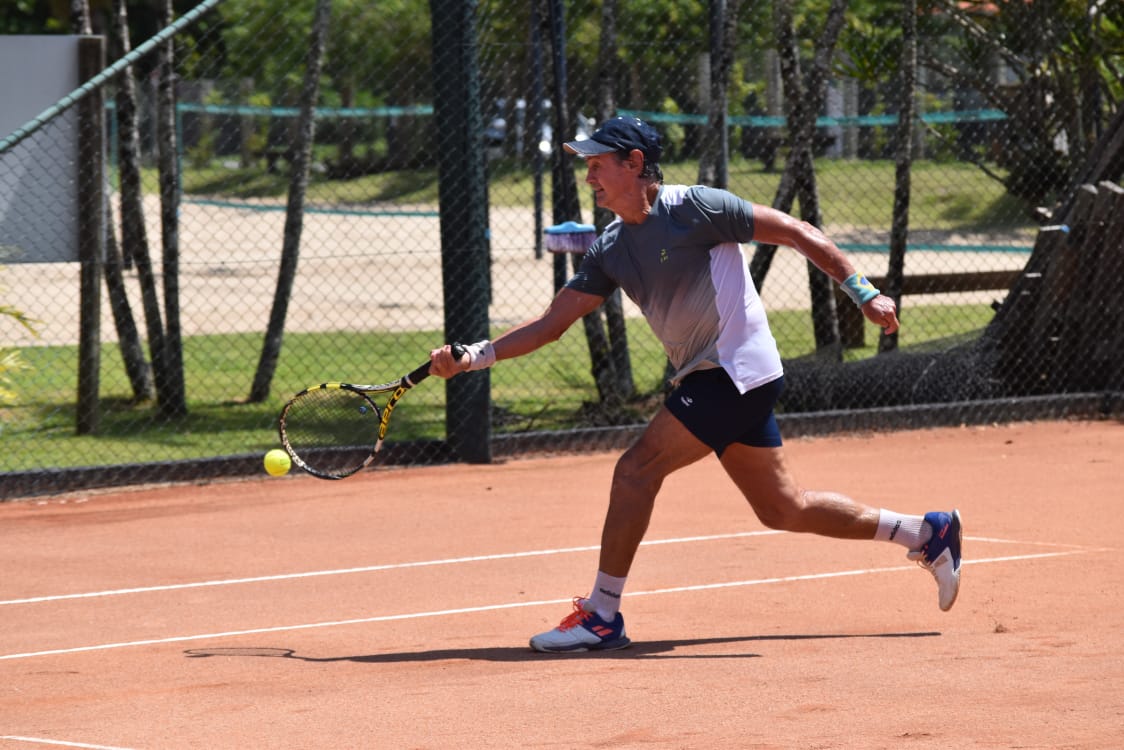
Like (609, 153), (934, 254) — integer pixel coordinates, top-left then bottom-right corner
(278, 343), (465, 480)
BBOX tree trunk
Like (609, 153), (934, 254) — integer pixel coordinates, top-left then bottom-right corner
(336, 79), (357, 176)
(593, 0), (635, 401)
(105, 0), (154, 402)
(547, 0), (619, 409)
(113, 0), (169, 405)
(753, 0), (848, 357)
(155, 0), (187, 418)
(103, 208), (154, 401)
(249, 0), (332, 402)
(748, 0), (848, 291)
(697, 0), (741, 188)
(70, 0), (91, 34)
(879, 0), (918, 354)
(530, 0), (546, 259)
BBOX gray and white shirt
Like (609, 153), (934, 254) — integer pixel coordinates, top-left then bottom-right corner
(566, 184), (783, 393)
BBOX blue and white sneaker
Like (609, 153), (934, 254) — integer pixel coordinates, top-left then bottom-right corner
(908, 509), (963, 611)
(529, 597), (631, 653)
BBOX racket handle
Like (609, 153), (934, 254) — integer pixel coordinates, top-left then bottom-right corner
(406, 342), (468, 386)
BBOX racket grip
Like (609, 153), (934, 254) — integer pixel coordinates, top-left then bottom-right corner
(407, 342), (468, 386)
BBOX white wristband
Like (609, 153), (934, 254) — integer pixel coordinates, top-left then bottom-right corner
(463, 340), (496, 371)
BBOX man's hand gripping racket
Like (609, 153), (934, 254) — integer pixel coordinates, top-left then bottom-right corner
(278, 343), (465, 480)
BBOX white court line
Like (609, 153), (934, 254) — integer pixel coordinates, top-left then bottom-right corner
(0, 548), (1093, 662)
(1, 532), (1096, 607)
(967, 536), (1097, 549)
(0, 531), (785, 606)
(0, 737), (136, 750)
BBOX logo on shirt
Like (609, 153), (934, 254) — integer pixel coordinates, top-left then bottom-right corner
(659, 248), (669, 263)
(680, 395), (693, 407)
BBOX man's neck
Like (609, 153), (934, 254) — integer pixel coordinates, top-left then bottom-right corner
(616, 182), (661, 225)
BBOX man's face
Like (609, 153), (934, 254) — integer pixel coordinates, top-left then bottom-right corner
(582, 151), (640, 213)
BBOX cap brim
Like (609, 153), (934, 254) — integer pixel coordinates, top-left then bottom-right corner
(563, 138), (618, 157)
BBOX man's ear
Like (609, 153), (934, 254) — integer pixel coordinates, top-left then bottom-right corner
(628, 149), (645, 172)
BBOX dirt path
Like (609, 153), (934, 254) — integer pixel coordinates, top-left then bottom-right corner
(2, 198), (1032, 346)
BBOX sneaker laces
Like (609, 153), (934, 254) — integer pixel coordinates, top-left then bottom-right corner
(907, 545), (929, 566)
(557, 597), (593, 631)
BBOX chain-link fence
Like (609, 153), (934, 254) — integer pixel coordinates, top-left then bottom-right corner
(1, 0), (1121, 498)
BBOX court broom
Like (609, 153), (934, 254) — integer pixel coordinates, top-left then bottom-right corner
(544, 221), (598, 254)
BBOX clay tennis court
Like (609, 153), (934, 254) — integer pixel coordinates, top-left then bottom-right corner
(1, 418), (1121, 749)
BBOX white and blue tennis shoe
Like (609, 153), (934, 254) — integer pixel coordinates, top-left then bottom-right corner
(530, 597), (631, 653)
(909, 509), (963, 611)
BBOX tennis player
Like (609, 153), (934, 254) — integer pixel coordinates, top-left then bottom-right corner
(429, 116), (962, 653)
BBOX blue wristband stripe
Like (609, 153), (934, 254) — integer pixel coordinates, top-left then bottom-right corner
(841, 272), (880, 306)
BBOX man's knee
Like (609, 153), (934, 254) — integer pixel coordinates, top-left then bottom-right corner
(611, 450), (661, 498)
(749, 489), (807, 531)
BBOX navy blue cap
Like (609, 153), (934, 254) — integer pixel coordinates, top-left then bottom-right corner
(564, 116), (662, 164)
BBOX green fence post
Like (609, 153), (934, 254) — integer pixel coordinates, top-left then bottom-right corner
(430, 0), (492, 463)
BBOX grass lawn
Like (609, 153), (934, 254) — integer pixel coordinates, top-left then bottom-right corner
(0, 302), (996, 472)
(176, 156), (1025, 233)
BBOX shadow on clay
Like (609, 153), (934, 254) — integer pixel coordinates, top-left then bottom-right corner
(183, 631), (940, 663)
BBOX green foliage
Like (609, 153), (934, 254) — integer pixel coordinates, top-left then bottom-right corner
(0, 0), (66, 34)
(611, 0), (708, 110)
(657, 98), (687, 161)
(211, 0), (432, 107)
(836, 12), (901, 82)
(923, 0), (1121, 203)
(0, 303), (37, 333)
(0, 267), (38, 406)
(187, 129), (217, 168)
(0, 348), (29, 405)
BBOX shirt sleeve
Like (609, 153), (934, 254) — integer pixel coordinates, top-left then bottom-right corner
(563, 237), (618, 298)
(688, 186), (756, 243)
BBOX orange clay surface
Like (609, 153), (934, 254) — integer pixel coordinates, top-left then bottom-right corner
(1, 419), (1122, 749)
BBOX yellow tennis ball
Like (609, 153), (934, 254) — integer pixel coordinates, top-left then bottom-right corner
(263, 449), (291, 477)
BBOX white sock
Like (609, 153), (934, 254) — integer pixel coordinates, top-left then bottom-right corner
(587, 571), (627, 620)
(874, 509), (932, 551)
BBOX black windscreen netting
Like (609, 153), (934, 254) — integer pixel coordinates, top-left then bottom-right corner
(1, 0), (1120, 496)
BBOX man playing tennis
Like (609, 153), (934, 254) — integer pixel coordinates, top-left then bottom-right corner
(429, 116), (962, 653)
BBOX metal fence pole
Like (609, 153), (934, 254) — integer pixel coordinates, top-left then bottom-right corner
(430, 0), (492, 463)
(76, 35), (105, 435)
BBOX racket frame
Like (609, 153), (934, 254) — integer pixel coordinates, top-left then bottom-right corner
(277, 345), (463, 480)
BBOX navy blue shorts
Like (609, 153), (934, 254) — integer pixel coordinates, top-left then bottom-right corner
(664, 369), (784, 456)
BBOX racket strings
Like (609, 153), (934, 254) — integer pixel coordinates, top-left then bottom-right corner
(281, 388), (381, 478)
